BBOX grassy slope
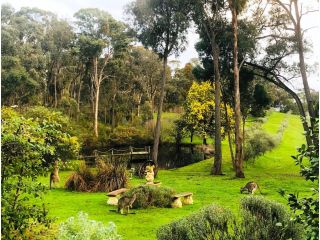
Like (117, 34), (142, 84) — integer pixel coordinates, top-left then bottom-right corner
(39, 112), (311, 239)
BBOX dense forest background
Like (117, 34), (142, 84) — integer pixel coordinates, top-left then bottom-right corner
(2, 3), (318, 154)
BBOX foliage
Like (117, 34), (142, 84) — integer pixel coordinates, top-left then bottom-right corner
(57, 212), (121, 240)
(282, 118), (319, 240)
(243, 125), (278, 161)
(157, 197), (302, 240)
(157, 204), (235, 240)
(127, 0), (190, 59)
(23, 106), (81, 165)
(251, 84), (272, 117)
(1, 108), (53, 239)
(239, 196), (303, 240)
(123, 185), (175, 209)
(183, 81), (234, 140)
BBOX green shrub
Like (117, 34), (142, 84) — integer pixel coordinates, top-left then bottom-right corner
(157, 204), (235, 240)
(157, 198), (303, 240)
(284, 118), (319, 239)
(244, 126), (277, 161)
(1, 107), (79, 238)
(239, 196), (303, 240)
(57, 212), (121, 240)
(124, 185), (175, 209)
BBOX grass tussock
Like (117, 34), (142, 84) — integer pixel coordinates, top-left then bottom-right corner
(65, 161), (128, 192)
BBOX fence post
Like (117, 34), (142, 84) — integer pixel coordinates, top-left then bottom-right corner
(111, 149), (113, 162)
(130, 146), (133, 163)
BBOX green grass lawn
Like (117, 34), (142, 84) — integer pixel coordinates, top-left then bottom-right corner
(38, 112), (312, 239)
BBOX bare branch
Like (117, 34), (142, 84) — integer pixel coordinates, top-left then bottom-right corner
(273, 0), (297, 27)
(300, 9), (318, 18)
(255, 34), (293, 40)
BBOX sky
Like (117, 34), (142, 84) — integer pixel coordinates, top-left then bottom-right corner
(3, 0), (319, 90)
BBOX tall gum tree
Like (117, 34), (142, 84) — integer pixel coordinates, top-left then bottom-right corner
(227, 0), (247, 178)
(190, 0), (228, 175)
(74, 9), (128, 137)
(271, 0), (317, 121)
(127, 0), (190, 164)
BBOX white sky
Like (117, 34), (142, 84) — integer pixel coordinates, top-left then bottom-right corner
(2, 0), (319, 90)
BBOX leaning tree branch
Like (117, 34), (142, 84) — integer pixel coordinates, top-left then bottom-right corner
(244, 61), (313, 146)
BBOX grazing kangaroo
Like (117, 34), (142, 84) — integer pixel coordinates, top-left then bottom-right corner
(240, 181), (262, 194)
(50, 161), (60, 189)
(117, 193), (137, 214)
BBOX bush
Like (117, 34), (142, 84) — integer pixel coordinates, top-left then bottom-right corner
(239, 196), (303, 240)
(244, 126), (278, 161)
(93, 160), (128, 192)
(65, 163), (95, 192)
(157, 204), (235, 240)
(283, 118), (319, 239)
(123, 185), (175, 209)
(65, 161), (128, 192)
(157, 198), (303, 240)
(57, 212), (121, 240)
(1, 108), (53, 238)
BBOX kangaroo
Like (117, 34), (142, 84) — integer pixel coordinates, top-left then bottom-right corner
(240, 181), (262, 194)
(117, 193), (137, 214)
(50, 161), (60, 189)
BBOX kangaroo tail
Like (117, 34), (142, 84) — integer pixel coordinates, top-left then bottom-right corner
(49, 177), (52, 189)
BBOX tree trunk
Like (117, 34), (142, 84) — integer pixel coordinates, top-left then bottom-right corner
(93, 57), (99, 138)
(152, 56), (168, 164)
(242, 116), (246, 158)
(203, 136), (207, 145)
(104, 106), (107, 124)
(111, 106), (116, 131)
(94, 84), (100, 137)
(54, 71), (58, 108)
(137, 95), (142, 117)
(224, 101), (235, 168)
(77, 81), (82, 121)
(211, 38), (223, 175)
(293, 0), (315, 120)
(230, 6), (245, 178)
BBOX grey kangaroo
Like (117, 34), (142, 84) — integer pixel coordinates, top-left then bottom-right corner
(50, 161), (60, 189)
(117, 193), (137, 214)
(240, 181), (262, 194)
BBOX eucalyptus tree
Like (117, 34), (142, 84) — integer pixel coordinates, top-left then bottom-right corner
(1, 5), (56, 106)
(269, 0), (317, 121)
(74, 8), (129, 137)
(251, 0), (318, 146)
(43, 18), (74, 108)
(227, 0), (247, 178)
(129, 46), (163, 115)
(190, 0), (228, 175)
(127, 0), (191, 164)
